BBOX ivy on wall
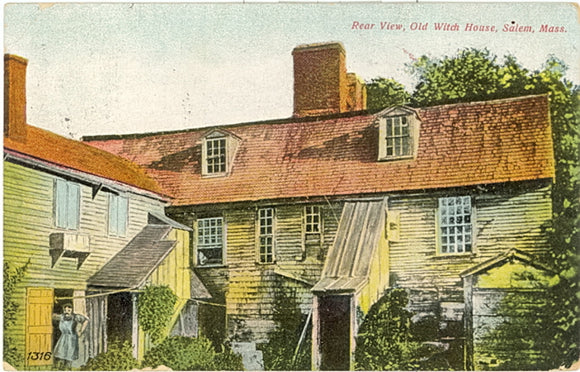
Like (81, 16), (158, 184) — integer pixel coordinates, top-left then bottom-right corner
(138, 285), (178, 344)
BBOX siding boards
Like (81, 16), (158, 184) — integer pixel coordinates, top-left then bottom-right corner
(3, 161), (166, 366)
(388, 182), (551, 312)
(185, 202), (338, 341)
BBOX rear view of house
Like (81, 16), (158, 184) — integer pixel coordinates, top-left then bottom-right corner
(85, 42), (555, 370)
(3, 54), (209, 369)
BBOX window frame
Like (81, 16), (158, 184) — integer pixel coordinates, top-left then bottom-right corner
(377, 108), (419, 161)
(304, 205), (322, 235)
(54, 178), (80, 230)
(108, 193), (128, 237)
(257, 207), (275, 264)
(196, 216), (226, 267)
(205, 137), (227, 175)
(437, 195), (474, 255)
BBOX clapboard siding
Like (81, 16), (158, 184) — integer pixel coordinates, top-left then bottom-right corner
(3, 161), (167, 367)
(179, 202), (340, 341)
(389, 181), (552, 311)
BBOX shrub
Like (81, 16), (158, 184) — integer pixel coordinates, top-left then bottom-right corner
(138, 285), (178, 343)
(84, 341), (140, 371)
(355, 288), (423, 370)
(3, 261), (29, 368)
(261, 280), (311, 371)
(142, 336), (244, 371)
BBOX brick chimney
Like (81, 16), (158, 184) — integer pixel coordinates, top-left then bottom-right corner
(292, 42), (366, 118)
(4, 54), (28, 141)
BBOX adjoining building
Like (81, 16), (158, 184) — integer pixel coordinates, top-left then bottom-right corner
(3, 54), (210, 370)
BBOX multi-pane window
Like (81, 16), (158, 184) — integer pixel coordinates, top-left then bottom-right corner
(109, 194), (128, 236)
(197, 217), (224, 266)
(206, 138), (226, 174)
(385, 116), (411, 158)
(439, 196), (472, 254)
(258, 208), (274, 263)
(304, 206), (321, 234)
(55, 178), (80, 230)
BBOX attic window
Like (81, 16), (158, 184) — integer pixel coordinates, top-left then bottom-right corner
(378, 109), (419, 161)
(201, 130), (239, 177)
(205, 137), (226, 174)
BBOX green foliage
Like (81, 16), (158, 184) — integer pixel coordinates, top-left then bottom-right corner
(84, 341), (140, 371)
(142, 336), (244, 371)
(476, 290), (555, 370)
(365, 77), (411, 111)
(405, 48), (579, 368)
(261, 281), (311, 371)
(3, 261), (29, 368)
(354, 288), (424, 370)
(138, 285), (178, 344)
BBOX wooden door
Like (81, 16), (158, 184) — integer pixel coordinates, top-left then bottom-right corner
(319, 295), (351, 371)
(26, 287), (54, 366)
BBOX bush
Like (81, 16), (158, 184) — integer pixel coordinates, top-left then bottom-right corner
(138, 285), (178, 343)
(3, 261), (29, 368)
(142, 336), (244, 371)
(355, 288), (423, 370)
(261, 281), (310, 370)
(84, 341), (140, 371)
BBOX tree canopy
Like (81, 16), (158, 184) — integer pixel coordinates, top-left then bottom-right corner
(367, 48), (579, 368)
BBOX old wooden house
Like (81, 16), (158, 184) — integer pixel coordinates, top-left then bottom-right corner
(3, 54), (210, 369)
(85, 42), (555, 370)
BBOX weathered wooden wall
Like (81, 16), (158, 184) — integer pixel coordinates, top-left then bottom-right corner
(171, 202), (341, 341)
(388, 180), (552, 316)
(3, 161), (166, 366)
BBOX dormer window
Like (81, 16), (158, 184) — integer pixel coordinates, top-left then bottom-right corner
(206, 137), (226, 174)
(201, 130), (240, 177)
(378, 107), (420, 161)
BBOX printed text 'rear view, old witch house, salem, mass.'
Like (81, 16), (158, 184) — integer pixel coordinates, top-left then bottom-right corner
(5, 42), (557, 371)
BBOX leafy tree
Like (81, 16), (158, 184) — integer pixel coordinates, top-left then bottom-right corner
(365, 77), (411, 111)
(3, 261), (29, 367)
(405, 48), (579, 368)
(261, 280), (310, 370)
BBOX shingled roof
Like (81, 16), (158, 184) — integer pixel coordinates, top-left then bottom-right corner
(84, 94), (554, 206)
(5, 124), (163, 196)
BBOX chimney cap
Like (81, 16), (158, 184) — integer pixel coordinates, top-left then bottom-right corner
(5, 54), (28, 65)
(292, 41), (345, 55)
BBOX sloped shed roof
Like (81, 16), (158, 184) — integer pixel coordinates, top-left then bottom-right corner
(88, 221), (210, 299)
(312, 199), (386, 294)
(84, 95), (554, 206)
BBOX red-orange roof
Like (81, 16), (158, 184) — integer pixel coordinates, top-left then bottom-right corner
(4, 124), (163, 196)
(84, 95), (554, 206)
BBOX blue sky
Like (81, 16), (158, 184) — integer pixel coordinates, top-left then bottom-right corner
(4, 2), (579, 138)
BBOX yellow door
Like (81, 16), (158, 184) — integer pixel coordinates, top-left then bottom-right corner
(26, 287), (54, 366)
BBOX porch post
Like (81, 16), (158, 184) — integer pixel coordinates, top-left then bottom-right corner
(463, 276), (474, 371)
(132, 293), (139, 359)
(311, 295), (320, 371)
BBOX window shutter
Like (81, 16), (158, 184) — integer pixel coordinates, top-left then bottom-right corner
(55, 179), (68, 228)
(68, 183), (80, 230)
(378, 118), (387, 160)
(118, 196), (128, 235)
(108, 194), (118, 235)
(387, 210), (401, 242)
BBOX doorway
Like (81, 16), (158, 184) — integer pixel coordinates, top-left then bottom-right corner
(318, 295), (352, 371)
(107, 292), (134, 343)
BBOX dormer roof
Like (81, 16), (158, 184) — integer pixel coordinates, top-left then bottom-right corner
(84, 94), (554, 206)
